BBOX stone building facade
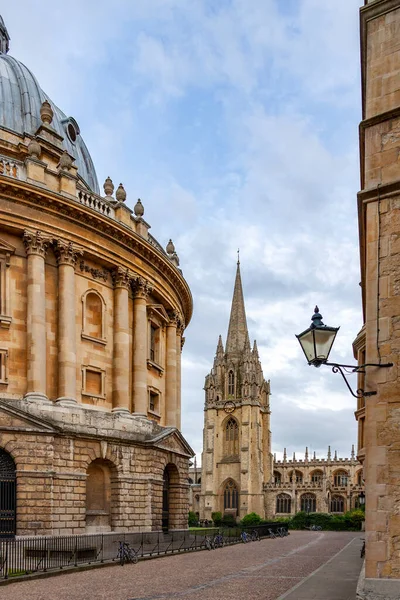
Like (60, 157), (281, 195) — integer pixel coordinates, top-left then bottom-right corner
(0, 17), (193, 537)
(194, 262), (364, 522)
(353, 1), (400, 598)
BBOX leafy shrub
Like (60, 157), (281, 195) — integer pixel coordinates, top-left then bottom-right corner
(289, 510), (364, 531)
(221, 513), (236, 527)
(212, 511), (222, 526)
(188, 511), (198, 527)
(241, 512), (262, 526)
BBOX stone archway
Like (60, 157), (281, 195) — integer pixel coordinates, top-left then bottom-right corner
(85, 458), (116, 533)
(162, 463), (180, 532)
(0, 449), (16, 538)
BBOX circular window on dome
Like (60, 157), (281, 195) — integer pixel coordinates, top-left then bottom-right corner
(67, 123), (77, 142)
(62, 117), (80, 144)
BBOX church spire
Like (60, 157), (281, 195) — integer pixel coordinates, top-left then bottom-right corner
(225, 259), (249, 355)
(0, 17), (10, 54)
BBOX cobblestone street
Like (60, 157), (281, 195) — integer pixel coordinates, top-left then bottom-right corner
(0, 531), (363, 600)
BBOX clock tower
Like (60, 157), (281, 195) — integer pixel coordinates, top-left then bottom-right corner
(200, 259), (272, 521)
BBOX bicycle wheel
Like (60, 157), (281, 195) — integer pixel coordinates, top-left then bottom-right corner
(205, 537), (212, 550)
(128, 549), (139, 564)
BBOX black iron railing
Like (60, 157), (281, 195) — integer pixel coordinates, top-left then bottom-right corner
(0, 523), (288, 580)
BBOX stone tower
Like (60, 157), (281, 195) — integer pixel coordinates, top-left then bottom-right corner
(200, 260), (272, 521)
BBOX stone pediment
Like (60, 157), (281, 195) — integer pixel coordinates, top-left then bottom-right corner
(148, 427), (194, 458)
(0, 399), (58, 433)
(0, 236), (15, 264)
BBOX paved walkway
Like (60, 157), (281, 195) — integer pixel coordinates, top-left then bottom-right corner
(0, 531), (363, 600)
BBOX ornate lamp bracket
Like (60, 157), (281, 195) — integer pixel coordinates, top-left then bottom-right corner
(325, 362), (393, 398)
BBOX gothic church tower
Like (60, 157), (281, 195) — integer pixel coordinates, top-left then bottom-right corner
(200, 260), (272, 521)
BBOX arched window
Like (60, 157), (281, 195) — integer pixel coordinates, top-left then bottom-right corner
(301, 493), (317, 513)
(224, 480), (238, 510)
(330, 495), (345, 513)
(289, 470), (303, 483)
(82, 290), (106, 343)
(276, 493), (291, 514)
(274, 470), (282, 484)
(225, 417), (239, 457)
(310, 470), (323, 485)
(356, 470), (363, 486)
(228, 370), (235, 396)
(334, 470), (348, 486)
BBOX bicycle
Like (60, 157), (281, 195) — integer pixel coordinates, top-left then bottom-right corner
(203, 535), (214, 550)
(251, 530), (260, 541)
(213, 533), (225, 548)
(307, 525), (322, 531)
(114, 540), (138, 566)
(268, 528), (277, 539)
(277, 527), (289, 537)
(360, 538), (365, 558)
(241, 531), (251, 543)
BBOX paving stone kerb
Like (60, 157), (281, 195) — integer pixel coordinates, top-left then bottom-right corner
(0, 531), (363, 600)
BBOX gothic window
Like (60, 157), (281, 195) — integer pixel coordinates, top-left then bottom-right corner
(274, 470), (282, 484)
(310, 470), (323, 485)
(276, 493), (291, 513)
(301, 493), (317, 512)
(330, 495), (345, 513)
(333, 470), (348, 486)
(223, 480), (238, 510)
(289, 470), (303, 483)
(81, 290), (106, 344)
(228, 370), (235, 396)
(224, 417), (239, 457)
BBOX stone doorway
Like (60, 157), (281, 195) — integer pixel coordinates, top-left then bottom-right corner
(0, 449), (16, 538)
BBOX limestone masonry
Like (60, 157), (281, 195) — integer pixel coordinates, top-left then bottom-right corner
(0, 15), (193, 536)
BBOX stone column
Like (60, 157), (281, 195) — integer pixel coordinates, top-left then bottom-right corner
(23, 230), (50, 402)
(175, 324), (184, 431)
(132, 277), (153, 416)
(165, 311), (179, 427)
(112, 267), (131, 414)
(54, 239), (83, 405)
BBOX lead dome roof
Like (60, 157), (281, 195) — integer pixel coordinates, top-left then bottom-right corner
(0, 18), (99, 194)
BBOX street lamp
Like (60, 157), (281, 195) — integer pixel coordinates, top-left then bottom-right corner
(296, 306), (393, 398)
(358, 491), (365, 508)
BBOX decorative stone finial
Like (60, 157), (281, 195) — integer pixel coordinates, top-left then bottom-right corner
(166, 239), (175, 255)
(0, 16), (10, 54)
(327, 445), (331, 460)
(293, 452), (296, 461)
(334, 449), (337, 460)
(134, 198), (144, 217)
(170, 252), (180, 267)
(351, 444), (355, 460)
(116, 183), (126, 202)
(103, 177), (114, 197)
(313, 451), (316, 460)
(283, 448), (287, 462)
(305, 447), (309, 461)
(27, 137), (41, 159)
(40, 100), (53, 125)
(58, 151), (73, 171)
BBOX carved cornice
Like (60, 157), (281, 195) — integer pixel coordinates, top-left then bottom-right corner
(23, 229), (51, 258)
(54, 239), (84, 267)
(112, 266), (131, 289)
(168, 309), (183, 329)
(1, 178), (192, 324)
(132, 276), (153, 299)
(79, 261), (109, 282)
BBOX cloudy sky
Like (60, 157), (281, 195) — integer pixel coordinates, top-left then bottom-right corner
(5, 0), (363, 463)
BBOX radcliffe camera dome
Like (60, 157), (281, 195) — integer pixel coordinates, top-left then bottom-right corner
(0, 18), (99, 193)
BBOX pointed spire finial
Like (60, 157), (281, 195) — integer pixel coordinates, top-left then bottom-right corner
(226, 259), (250, 355)
(0, 16), (10, 54)
(237, 248), (240, 265)
(351, 444), (355, 460)
(283, 448), (287, 462)
(334, 449), (337, 460)
(305, 447), (309, 461)
(327, 445), (331, 460)
(313, 450), (316, 460)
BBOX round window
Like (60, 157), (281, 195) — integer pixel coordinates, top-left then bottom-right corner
(67, 122), (77, 142)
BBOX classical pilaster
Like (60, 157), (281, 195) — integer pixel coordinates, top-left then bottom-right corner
(54, 239), (83, 405)
(175, 322), (185, 431)
(23, 230), (51, 402)
(112, 267), (131, 414)
(132, 277), (153, 416)
(165, 311), (180, 427)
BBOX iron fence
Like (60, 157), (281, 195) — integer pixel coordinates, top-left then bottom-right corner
(0, 522), (288, 581)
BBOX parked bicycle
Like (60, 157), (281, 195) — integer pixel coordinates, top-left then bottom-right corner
(277, 527), (289, 537)
(268, 528), (277, 539)
(305, 525), (322, 531)
(241, 531), (251, 543)
(213, 533), (225, 548)
(114, 541), (138, 566)
(360, 538), (365, 558)
(203, 535), (214, 550)
(251, 530), (260, 541)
